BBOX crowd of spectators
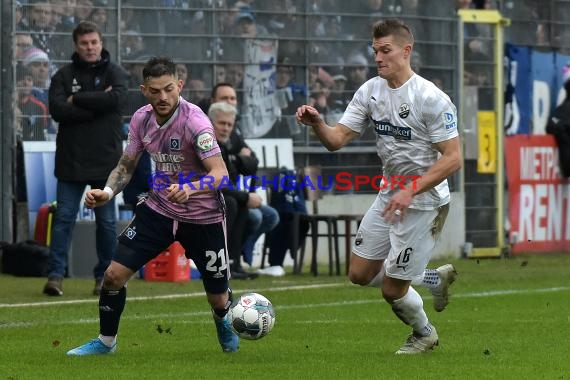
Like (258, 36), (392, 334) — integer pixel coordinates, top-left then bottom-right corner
(12, 0), (553, 142)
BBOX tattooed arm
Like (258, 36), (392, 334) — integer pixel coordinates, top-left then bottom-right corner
(84, 152), (142, 208)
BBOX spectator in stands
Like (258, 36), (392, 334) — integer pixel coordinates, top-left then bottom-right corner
(218, 0), (250, 35)
(258, 0), (303, 37)
(210, 84), (280, 274)
(175, 63), (191, 99)
(345, 53), (370, 92)
(21, 47), (51, 107)
(75, 0), (94, 23)
(16, 64), (49, 141)
(208, 101), (260, 280)
(327, 66), (349, 119)
(119, 0), (141, 32)
(50, 0), (65, 31)
(53, 0), (77, 32)
(121, 30), (147, 60)
(15, 1), (29, 31)
(270, 58), (307, 137)
(187, 78), (207, 105)
(14, 33), (34, 60)
(278, 40), (306, 67)
(225, 63), (245, 92)
(49, 0), (78, 58)
(42, 21), (128, 297)
(197, 81), (236, 117)
(25, 1), (58, 59)
(214, 64), (226, 85)
(89, 4), (111, 34)
(123, 59), (149, 118)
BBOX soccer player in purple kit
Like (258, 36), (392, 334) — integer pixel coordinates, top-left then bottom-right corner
(67, 57), (239, 355)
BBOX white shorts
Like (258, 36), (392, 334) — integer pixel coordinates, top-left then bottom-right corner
(352, 195), (449, 282)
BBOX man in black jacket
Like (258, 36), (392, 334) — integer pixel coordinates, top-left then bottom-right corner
(43, 21), (129, 296)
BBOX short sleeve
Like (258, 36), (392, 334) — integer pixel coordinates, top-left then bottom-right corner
(123, 111), (145, 157)
(423, 93), (459, 144)
(338, 81), (373, 134)
(191, 110), (221, 160)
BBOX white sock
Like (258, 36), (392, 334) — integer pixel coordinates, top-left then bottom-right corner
(98, 334), (116, 347)
(391, 286), (431, 337)
(366, 266), (385, 287)
(411, 269), (441, 290)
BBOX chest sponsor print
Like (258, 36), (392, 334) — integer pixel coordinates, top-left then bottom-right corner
(372, 119), (412, 140)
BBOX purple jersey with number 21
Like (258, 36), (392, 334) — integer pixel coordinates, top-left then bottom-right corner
(124, 97), (224, 224)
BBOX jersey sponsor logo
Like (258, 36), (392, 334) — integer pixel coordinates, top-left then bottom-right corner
(151, 152), (184, 172)
(170, 137), (181, 150)
(372, 119), (412, 140)
(196, 132), (214, 151)
(398, 103), (410, 118)
(443, 112), (457, 130)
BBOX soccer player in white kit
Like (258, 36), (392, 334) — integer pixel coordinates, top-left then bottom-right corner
(296, 19), (462, 354)
(67, 57), (239, 355)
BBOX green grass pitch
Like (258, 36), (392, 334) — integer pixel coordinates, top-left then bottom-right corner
(1, 254), (569, 380)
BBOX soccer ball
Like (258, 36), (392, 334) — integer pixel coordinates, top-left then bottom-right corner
(228, 292), (276, 340)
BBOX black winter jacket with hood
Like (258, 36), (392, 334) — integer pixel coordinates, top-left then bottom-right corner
(48, 49), (128, 181)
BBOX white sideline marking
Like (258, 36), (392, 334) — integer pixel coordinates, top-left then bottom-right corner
(1, 284), (570, 330)
(2, 284), (570, 310)
(0, 283), (345, 309)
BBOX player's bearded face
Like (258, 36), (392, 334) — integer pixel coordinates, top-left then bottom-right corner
(143, 75), (182, 118)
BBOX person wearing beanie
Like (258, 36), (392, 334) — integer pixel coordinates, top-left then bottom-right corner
(20, 46), (51, 107)
(22, 47), (51, 89)
(546, 63), (570, 178)
(42, 21), (128, 297)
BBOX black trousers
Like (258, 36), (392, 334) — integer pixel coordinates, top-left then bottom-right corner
(224, 194), (249, 269)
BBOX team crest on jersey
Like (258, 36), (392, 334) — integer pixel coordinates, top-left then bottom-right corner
(398, 103), (410, 118)
(196, 132), (214, 151)
(124, 227), (136, 240)
(170, 137), (181, 150)
(443, 112), (457, 131)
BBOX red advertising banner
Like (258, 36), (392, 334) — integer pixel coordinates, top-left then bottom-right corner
(505, 135), (570, 253)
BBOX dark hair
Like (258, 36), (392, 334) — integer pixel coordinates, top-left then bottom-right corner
(142, 57), (177, 81)
(72, 21), (102, 44)
(210, 82), (235, 99)
(372, 19), (414, 46)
